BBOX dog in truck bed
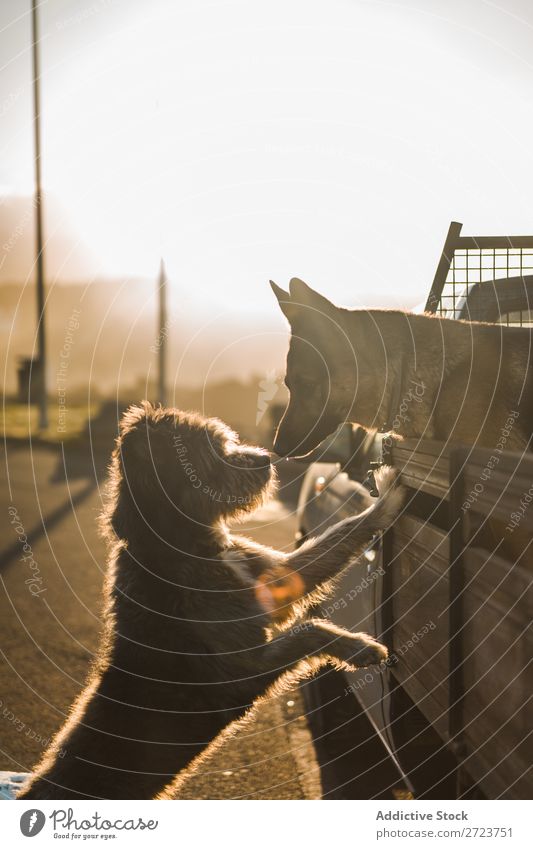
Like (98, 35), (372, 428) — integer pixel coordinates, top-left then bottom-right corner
(271, 278), (533, 457)
(19, 402), (402, 800)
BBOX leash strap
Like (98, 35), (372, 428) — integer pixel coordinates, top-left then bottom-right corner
(381, 353), (405, 434)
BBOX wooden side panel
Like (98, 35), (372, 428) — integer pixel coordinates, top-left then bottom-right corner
(384, 444), (533, 797)
(390, 515), (450, 741)
(392, 440), (449, 500)
(460, 547), (533, 798)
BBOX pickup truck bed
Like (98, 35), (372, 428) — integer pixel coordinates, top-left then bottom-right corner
(382, 439), (533, 798)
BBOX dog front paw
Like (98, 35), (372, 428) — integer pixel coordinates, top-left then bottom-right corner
(334, 632), (388, 669)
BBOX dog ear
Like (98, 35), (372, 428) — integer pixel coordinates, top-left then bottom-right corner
(270, 280), (299, 324)
(122, 423), (170, 472)
(118, 401), (168, 464)
(119, 401), (156, 435)
(288, 278), (336, 317)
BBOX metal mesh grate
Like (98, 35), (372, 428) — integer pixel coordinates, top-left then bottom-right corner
(437, 248), (533, 324)
(426, 224), (533, 326)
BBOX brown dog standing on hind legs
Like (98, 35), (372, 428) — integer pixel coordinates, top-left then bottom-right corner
(19, 402), (403, 800)
(270, 278), (533, 457)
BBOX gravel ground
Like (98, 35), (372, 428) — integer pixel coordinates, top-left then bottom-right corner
(174, 689), (320, 799)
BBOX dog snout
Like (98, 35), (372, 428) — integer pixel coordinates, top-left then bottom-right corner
(273, 430), (306, 458)
(273, 436), (290, 457)
(249, 450), (271, 470)
(227, 447), (271, 469)
(273, 414), (304, 457)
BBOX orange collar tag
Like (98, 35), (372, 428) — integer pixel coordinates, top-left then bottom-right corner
(254, 566), (306, 618)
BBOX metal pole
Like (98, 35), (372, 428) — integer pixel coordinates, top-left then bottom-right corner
(158, 258), (167, 406)
(31, 0), (48, 428)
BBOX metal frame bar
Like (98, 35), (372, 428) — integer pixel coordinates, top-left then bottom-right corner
(380, 437), (395, 646)
(448, 447), (468, 760)
(425, 222), (463, 313)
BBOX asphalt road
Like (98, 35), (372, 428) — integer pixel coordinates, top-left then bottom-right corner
(0, 442), (320, 799)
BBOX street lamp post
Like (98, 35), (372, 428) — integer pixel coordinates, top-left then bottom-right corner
(31, 0), (48, 429)
(157, 258), (167, 406)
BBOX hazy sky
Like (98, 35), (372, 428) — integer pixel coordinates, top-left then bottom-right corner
(2, 0), (533, 316)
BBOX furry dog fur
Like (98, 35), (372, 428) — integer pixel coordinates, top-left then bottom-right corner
(271, 278), (533, 457)
(19, 402), (403, 800)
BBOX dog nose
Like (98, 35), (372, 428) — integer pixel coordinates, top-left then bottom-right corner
(251, 451), (271, 469)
